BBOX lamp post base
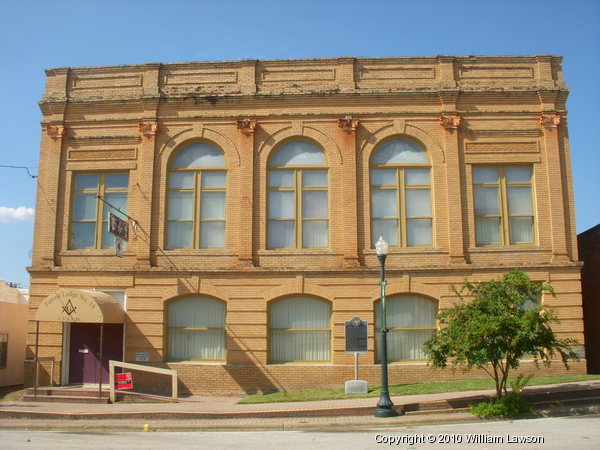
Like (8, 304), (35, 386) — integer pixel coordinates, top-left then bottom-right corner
(374, 406), (398, 418)
(374, 394), (399, 418)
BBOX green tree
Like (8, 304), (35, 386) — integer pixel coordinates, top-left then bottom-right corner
(424, 269), (578, 398)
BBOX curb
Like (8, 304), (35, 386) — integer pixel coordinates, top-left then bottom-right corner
(1, 404), (599, 432)
(1, 384), (598, 427)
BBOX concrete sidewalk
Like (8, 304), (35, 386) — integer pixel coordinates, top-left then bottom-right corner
(1, 380), (599, 431)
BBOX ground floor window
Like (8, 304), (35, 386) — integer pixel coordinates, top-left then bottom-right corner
(167, 296), (226, 361)
(269, 296), (331, 362)
(375, 294), (437, 361)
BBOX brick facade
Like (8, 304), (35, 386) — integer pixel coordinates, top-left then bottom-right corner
(27, 56), (585, 394)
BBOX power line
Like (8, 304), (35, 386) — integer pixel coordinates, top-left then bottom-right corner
(0, 165), (37, 178)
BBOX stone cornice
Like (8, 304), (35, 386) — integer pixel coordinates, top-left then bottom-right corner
(39, 55), (567, 107)
(37, 87), (560, 110)
(27, 258), (583, 276)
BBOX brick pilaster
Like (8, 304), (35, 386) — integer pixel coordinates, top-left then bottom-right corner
(134, 63), (161, 267)
(237, 120), (256, 265)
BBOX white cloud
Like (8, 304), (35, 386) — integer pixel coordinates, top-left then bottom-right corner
(0, 206), (35, 223)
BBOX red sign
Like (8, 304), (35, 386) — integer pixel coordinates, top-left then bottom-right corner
(114, 372), (133, 390)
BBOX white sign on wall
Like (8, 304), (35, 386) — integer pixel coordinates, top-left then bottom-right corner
(135, 352), (150, 362)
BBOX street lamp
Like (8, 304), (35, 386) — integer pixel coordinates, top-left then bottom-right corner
(374, 234), (398, 418)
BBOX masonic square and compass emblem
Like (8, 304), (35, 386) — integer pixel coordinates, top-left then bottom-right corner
(61, 299), (77, 316)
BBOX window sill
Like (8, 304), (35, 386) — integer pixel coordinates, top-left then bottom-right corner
(166, 360), (226, 365)
(258, 249), (343, 256)
(267, 361), (333, 365)
(161, 249), (238, 256)
(362, 247), (446, 255)
(62, 249), (131, 256)
(468, 245), (545, 253)
(375, 360), (429, 365)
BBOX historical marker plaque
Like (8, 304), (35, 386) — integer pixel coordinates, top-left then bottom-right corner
(345, 316), (368, 353)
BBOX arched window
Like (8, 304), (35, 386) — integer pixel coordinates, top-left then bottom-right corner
(166, 142), (226, 249)
(375, 294), (437, 361)
(268, 140), (328, 248)
(370, 139), (432, 247)
(269, 296), (331, 362)
(167, 296), (226, 361)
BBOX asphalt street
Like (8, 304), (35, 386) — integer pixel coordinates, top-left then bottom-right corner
(1, 415), (599, 449)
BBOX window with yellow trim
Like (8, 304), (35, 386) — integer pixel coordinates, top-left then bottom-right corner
(167, 142), (226, 249)
(70, 173), (129, 249)
(268, 140), (328, 249)
(269, 296), (331, 362)
(375, 295), (437, 361)
(167, 296), (226, 361)
(370, 139), (432, 247)
(473, 166), (535, 246)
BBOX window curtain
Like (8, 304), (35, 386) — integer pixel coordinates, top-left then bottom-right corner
(270, 296), (331, 361)
(168, 296), (226, 360)
(507, 186), (534, 243)
(375, 295), (437, 361)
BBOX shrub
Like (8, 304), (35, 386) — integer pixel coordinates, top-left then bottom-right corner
(471, 393), (533, 417)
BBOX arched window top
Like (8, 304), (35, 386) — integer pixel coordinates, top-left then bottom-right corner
(270, 296), (331, 328)
(372, 139), (428, 165)
(376, 294), (437, 328)
(168, 296), (225, 328)
(270, 140), (326, 167)
(172, 142), (225, 168)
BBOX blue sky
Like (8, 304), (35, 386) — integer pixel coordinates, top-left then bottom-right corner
(1, 0), (599, 288)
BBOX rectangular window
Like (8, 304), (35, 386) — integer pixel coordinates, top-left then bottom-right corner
(0, 334), (7, 369)
(473, 166), (534, 246)
(268, 169), (328, 249)
(371, 168), (432, 247)
(167, 170), (226, 249)
(70, 173), (129, 249)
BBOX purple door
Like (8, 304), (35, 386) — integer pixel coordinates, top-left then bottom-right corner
(69, 323), (123, 384)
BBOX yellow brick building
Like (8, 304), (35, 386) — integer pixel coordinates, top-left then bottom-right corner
(27, 55), (585, 395)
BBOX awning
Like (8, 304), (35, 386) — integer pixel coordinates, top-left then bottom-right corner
(35, 289), (125, 323)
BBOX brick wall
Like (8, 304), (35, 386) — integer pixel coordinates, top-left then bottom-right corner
(26, 55), (585, 394)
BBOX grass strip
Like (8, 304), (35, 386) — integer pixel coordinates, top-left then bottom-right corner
(238, 374), (600, 404)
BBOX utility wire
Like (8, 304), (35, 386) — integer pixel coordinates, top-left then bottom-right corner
(0, 165), (37, 178)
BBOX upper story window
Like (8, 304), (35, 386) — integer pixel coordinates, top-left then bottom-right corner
(269, 296), (331, 362)
(268, 140), (328, 249)
(167, 142), (226, 249)
(370, 139), (432, 247)
(70, 173), (129, 249)
(473, 166), (534, 246)
(167, 296), (226, 361)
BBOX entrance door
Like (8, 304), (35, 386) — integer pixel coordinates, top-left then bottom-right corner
(69, 323), (123, 384)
